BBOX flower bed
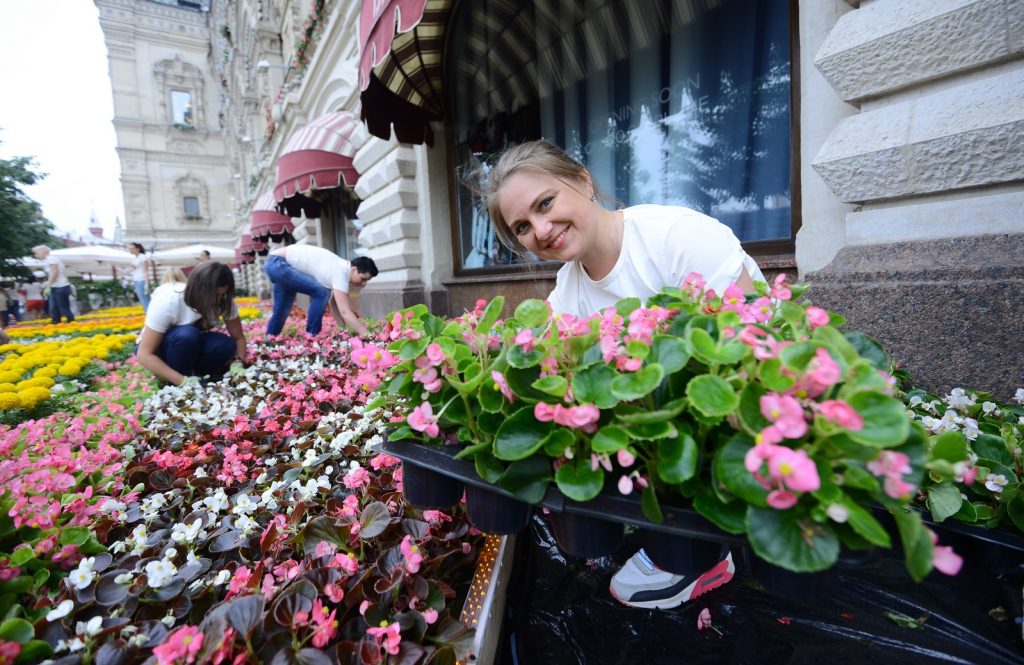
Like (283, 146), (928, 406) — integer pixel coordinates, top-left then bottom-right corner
(0, 316), (484, 664)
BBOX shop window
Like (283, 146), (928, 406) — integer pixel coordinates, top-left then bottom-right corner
(183, 196), (201, 218)
(447, 0), (794, 271)
(171, 90), (194, 126)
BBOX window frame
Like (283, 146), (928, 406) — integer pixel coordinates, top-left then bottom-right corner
(443, 0), (801, 277)
(183, 196), (201, 219)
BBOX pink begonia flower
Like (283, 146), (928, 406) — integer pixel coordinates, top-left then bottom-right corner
(227, 566), (251, 597)
(491, 371), (515, 402)
(513, 329), (536, 352)
(681, 272), (707, 297)
(556, 312), (591, 338)
(697, 607), (713, 631)
(273, 560), (301, 582)
(818, 400), (864, 431)
(770, 273), (792, 301)
(867, 451), (912, 478)
(618, 475), (634, 495)
(744, 442), (775, 474)
(325, 582), (345, 603)
(261, 574), (277, 601)
(616, 448), (636, 468)
(408, 402), (440, 438)
(721, 283), (746, 308)
(425, 343), (445, 366)
(591, 453), (613, 472)
(412, 365), (442, 393)
(153, 625), (204, 665)
(422, 510), (452, 523)
(756, 424), (784, 446)
(367, 621), (402, 656)
(552, 403), (601, 432)
(359, 600), (370, 616)
(534, 402), (557, 422)
(369, 453), (401, 470)
(400, 535), (423, 574)
(343, 466), (371, 490)
(883, 476), (916, 500)
(767, 447), (820, 493)
(314, 541), (337, 559)
(760, 393), (807, 439)
(927, 529), (963, 576)
(799, 348), (842, 398)
(767, 489), (798, 509)
(748, 297), (773, 323)
(310, 599), (338, 648)
(805, 306), (829, 329)
(422, 608), (439, 624)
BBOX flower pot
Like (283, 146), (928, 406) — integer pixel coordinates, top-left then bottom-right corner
(464, 483), (533, 535)
(642, 529), (725, 576)
(401, 461), (464, 510)
(548, 511), (624, 559)
(750, 554), (837, 604)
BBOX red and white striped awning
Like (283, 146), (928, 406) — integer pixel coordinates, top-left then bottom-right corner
(273, 111), (360, 218)
(236, 227), (266, 265)
(250, 190), (295, 243)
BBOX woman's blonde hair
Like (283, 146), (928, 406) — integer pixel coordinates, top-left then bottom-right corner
(477, 140), (600, 258)
(160, 267), (187, 284)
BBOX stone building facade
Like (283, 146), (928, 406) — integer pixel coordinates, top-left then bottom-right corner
(95, 0), (236, 249)
(107, 0), (1022, 397)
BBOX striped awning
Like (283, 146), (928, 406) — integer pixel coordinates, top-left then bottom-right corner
(273, 111), (360, 218)
(358, 0), (451, 145)
(237, 230), (266, 265)
(250, 190), (295, 243)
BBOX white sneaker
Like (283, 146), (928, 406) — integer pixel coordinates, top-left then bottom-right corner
(609, 548), (735, 610)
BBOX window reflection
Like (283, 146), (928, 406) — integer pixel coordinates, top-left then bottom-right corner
(171, 90), (194, 126)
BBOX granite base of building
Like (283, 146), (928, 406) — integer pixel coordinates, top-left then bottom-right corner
(356, 281), (430, 319)
(806, 233), (1024, 402)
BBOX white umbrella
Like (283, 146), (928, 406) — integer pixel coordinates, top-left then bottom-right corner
(152, 243), (236, 266)
(48, 246), (135, 269)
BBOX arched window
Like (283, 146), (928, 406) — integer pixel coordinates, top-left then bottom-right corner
(447, 0), (794, 271)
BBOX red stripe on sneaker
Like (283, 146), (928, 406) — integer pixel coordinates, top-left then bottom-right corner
(691, 558), (735, 600)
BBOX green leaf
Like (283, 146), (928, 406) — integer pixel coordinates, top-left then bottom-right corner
(693, 491), (746, 534)
(626, 340), (651, 359)
(843, 464), (880, 491)
(591, 426), (629, 454)
(446, 362), (485, 395)
(885, 611), (926, 630)
(841, 499), (891, 548)
(746, 506), (840, 572)
(478, 382), (505, 413)
(498, 457), (551, 504)
(891, 508), (933, 582)
(843, 331), (890, 371)
(641, 484), (663, 523)
(14, 640), (52, 663)
(8, 547), (33, 567)
(779, 340), (826, 374)
(540, 428), (575, 457)
(474, 452), (505, 484)
(845, 392), (911, 448)
(507, 344), (544, 369)
(624, 420), (677, 441)
(531, 375), (568, 398)
(714, 435), (769, 507)
(973, 433), (1013, 467)
(687, 327), (719, 364)
(657, 432), (697, 484)
(686, 375), (739, 417)
(513, 299), (548, 328)
(614, 398), (686, 425)
(58, 526), (91, 546)
(476, 297), (505, 335)
(493, 406), (555, 461)
(779, 300), (805, 327)
(737, 382), (769, 435)
(759, 358), (796, 393)
(926, 483), (963, 523)
(505, 366), (549, 403)
(952, 500), (979, 523)
(811, 325), (860, 365)
(1006, 495), (1024, 533)
(650, 335), (690, 374)
(399, 337), (430, 361)
(931, 431), (968, 463)
(572, 364), (619, 409)
(555, 460), (604, 502)
(610, 364), (665, 401)
(615, 297), (641, 318)
(0, 618), (33, 644)
(359, 501), (392, 539)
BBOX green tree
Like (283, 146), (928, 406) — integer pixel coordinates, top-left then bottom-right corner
(0, 141), (58, 279)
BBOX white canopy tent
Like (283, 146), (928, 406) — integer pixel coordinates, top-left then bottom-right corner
(152, 244), (236, 266)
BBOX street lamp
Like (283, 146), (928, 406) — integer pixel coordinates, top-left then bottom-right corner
(256, 59), (292, 74)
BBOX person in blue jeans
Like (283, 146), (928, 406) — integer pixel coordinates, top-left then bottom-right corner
(33, 245), (74, 324)
(127, 242), (152, 310)
(136, 262), (247, 386)
(264, 245), (377, 337)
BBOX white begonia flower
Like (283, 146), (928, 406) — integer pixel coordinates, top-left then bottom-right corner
(232, 493), (259, 516)
(235, 514), (258, 535)
(114, 573), (134, 585)
(57, 637), (86, 653)
(961, 418), (980, 441)
(945, 388), (976, 410)
(171, 518), (206, 544)
(982, 401), (998, 414)
(188, 577), (207, 593)
(68, 557), (97, 590)
(193, 466), (208, 479)
(128, 634), (149, 648)
(1015, 388), (1024, 405)
(985, 474), (1009, 493)
(213, 569), (232, 586)
(908, 395), (923, 407)
(76, 616), (103, 636)
(161, 611), (176, 627)
(109, 540), (127, 554)
(203, 489), (230, 513)
(100, 499), (127, 513)
(825, 504), (850, 523)
(348, 460), (361, 472)
(1018, 416), (1024, 426)
(46, 599), (74, 621)
(927, 400), (942, 413)
(186, 550), (199, 565)
(120, 625), (138, 636)
(144, 559), (177, 588)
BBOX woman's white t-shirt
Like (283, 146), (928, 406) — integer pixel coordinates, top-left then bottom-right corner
(144, 283), (240, 333)
(283, 245), (351, 292)
(547, 204), (766, 317)
(43, 256), (70, 288)
(22, 283), (43, 301)
(130, 255), (148, 281)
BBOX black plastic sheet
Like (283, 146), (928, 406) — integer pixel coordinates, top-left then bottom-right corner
(500, 515), (1024, 665)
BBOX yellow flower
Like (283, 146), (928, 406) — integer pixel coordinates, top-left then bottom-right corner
(34, 367), (58, 378)
(17, 386), (51, 408)
(0, 392), (21, 410)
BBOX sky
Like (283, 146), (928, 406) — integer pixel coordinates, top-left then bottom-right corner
(0, 1), (124, 241)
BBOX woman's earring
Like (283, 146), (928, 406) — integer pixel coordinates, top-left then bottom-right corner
(590, 192), (597, 202)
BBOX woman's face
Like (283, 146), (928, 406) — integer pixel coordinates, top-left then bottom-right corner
(496, 170), (597, 263)
(129, 245), (140, 255)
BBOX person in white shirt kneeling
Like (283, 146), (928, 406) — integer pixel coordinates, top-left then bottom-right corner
(136, 262), (247, 386)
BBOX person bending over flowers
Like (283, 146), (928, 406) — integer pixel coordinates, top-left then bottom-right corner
(136, 261), (246, 386)
(483, 139), (765, 610)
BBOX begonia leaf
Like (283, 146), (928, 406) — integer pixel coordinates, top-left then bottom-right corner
(572, 365), (619, 409)
(1006, 496), (1024, 533)
(615, 297), (641, 318)
(811, 325), (860, 365)
(476, 296), (505, 335)
(972, 432), (1014, 468)
(693, 490), (746, 534)
(497, 456), (551, 504)
(0, 618), (33, 644)
(840, 498), (891, 548)
(611, 363), (664, 401)
(227, 594), (265, 636)
(626, 340), (651, 359)
(359, 501), (392, 539)
(272, 587), (314, 627)
(493, 406), (554, 461)
(615, 397), (687, 425)
(926, 483), (963, 523)
(657, 431), (698, 484)
(591, 426), (629, 453)
(650, 335), (690, 374)
(845, 392), (910, 448)
(478, 381), (504, 413)
(513, 299), (549, 329)
(686, 375), (739, 417)
(714, 435), (769, 507)
(738, 382), (769, 435)
(531, 375), (568, 398)
(778, 341), (825, 374)
(641, 484), (663, 524)
(507, 344), (544, 369)
(555, 459), (604, 502)
(474, 451), (505, 484)
(758, 357), (796, 393)
(931, 431), (968, 464)
(398, 337), (430, 361)
(624, 420), (676, 441)
(8, 547), (33, 567)
(95, 571), (130, 607)
(540, 428), (575, 457)
(746, 507), (840, 572)
(891, 508), (933, 582)
(17, 640), (55, 663)
(297, 517), (345, 554)
(843, 331), (890, 371)
(58, 526), (91, 546)
(446, 362), (485, 395)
